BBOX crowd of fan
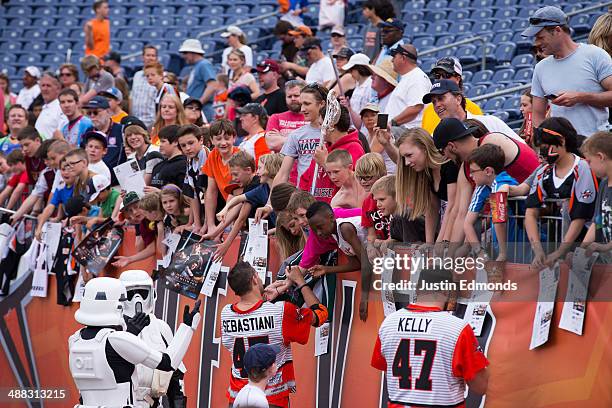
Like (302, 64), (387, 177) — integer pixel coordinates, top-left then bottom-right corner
(0, 1), (609, 299)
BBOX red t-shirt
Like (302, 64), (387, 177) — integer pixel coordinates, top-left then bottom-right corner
(361, 194), (390, 240)
(25, 156), (45, 185)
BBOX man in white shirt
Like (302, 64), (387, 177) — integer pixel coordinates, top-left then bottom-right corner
(303, 38), (336, 87)
(130, 44), (158, 128)
(16, 66), (41, 110)
(386, 44), (431, 128)
(35, 72), (68, 140)
(232, 343), (279, 408)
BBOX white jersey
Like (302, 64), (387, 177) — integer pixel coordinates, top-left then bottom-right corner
(335, 216), (366, 257)
(221, 300), (314, 404)
(372, 305), (488, 407)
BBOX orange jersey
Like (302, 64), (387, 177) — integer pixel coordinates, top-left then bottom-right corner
(201, 146), (240, 201)
(85, 18), (110, 58)
(221, 300), (314, 407)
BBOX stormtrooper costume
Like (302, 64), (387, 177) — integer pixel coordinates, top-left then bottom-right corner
(68, 277), (200, 408)
(119, 270), (187, 408)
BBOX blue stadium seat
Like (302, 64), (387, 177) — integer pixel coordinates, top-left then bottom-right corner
(495, 0), (515, 6)
(472, 21), (493, 34)
(449, 21), (473, 34)
(129, 6), (150, 16)
(487, 84), (506, 96)
(1, 66), (17, 77)
(426, 21), (449, 37)
(48, 41), (73, 54)
(492, 110), (509, 122)
(152, 16), (175, 27)
(511, 19), (530, 31)
(110, 6), (128, 17)
(407, 23), (428, 37)
(448, 10), (470, 21)
(403, 1), (426, 12)
(244, 27), (262, 41)
(206, 16), (224, 28)
(61, 6), (80, 17)
(10, 17), (31, 29)
(69, 28), (85, 41)
(519, 0), (540, 5)
(140, 28), (164, 41)
(178, 6), (200, 15)
(259, 5), (275, 14)
(449, 0), (470, 8)
(110, 17), (128, 28)
(425, 10), (447, 22)
(466, 84), (488, 98)
(120, 41), (144, 54)
(5, 6), (30, 18)
(570, 14), (592, 35)
(511, 54), (534, 69)
(462, 71), (472, 83)
(414, 36), (436, 50)
(48, 28), (71, 41)
(24, 29), (46, 40)
(513, 67), (534, 83)
(348, 38), (364, 51)
(494, 7), (517, 19)
(42, 53), (64, 65)
(0, 54), (14, 65)
(492, 32), (513, 44)
(483, 97), (506, 113)
(183, 16), (201, 27)
(165, 28), (189, 41)
(17, 53), (42, 65)
(472, 0), (494, 6)
(471, 9), (493, 20)
(494, 42), (516, 64)
(472, 69), (494, 84)
(491, 68), (515, 84)
(503, 96), (522, 119)
(129, 17), (151, 27)
(456, 44), (478, 64)
(10, 80), (22, 94)
(200, 40), (217, 54)
(0, 41), (22, 53)
(152, 6), (175, 15)
(63, 17), (80, 28)
(256, 52), (270, 65)
(420, 58), (437, 73)
(512, 32), (533, 52)
(234, 4), (252, 15)
(492, 20), (513, 32)
(33, 17), (56, 28)
(429, 0), (449, 8)
(117, 29), (139, 41)
(403, 11), (425, 23)
(518, 7), (537, 18)
(476, 43), (497, 64)
(28, 41), (48, 53)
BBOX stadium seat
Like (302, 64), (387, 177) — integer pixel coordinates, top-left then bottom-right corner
(447, 10), (470, 21)
(10, 17), (31, 29)
(403, 1), (426, 12)
(33, 17), (56, 28)
(476, 43), (497, 64)
(494, 42), (516, 64)
(0, 54), (13, 65)
(492, 110), (509, 121)
(348, 38), (364, 51)
(5, 6), (30, 18)
(61, 6), (80, 17)
(110, 17), (128, 28)
(503, 96), (522, 119)
(130, 6), (150, 16)
(512, 32), (533, 53)
(511, 54), (534, 69)
(414, 36), (436, 50)
(234, 4), (252, 15)
(200, 40), (217, 54)
(483, 97), (506, 113)
(46, 28), (70, 41)
(48, 41), (73, 54)
(519, 0), (540, 5)
(258, 5), (275, 14)
(491, 68), (515, 84)
(24, 29), (47, 40)
(492, 32), (513, 44)
(435, 35), (456, 47)
(472, 0), (494, 6)
(513, 67), (534, 83)
(110, 6), (128, 17)
(129, 17), (151, 27)
(152, 16), (175, 27)
(141, 28), (164, 41)
(429, 0), (449, 8)
(42, 53), (64, 65)
(472, 70), (494, 85)
(494, 7), (517, 19)
(17, 53), (42, 65)
(511, 19), (530, 31)
(120, 41), (144, 54)
(471, 9), (493, 20)
(449, 21), (473, 34)
(570, 14), (592, 35)
(28, 41), (48, 53)
(1, 66), (17, 77)
(166, 28), (189, 41)
(426, 21), (449, 37)
(472, 21), (493, 34)
(466, 84), (488, 99)
(152, 6), (175, 15)
(0, 41), (22, 53)
(456, 44), (478, 65)
(495, 0), (515, 5)
(492, 20), (513, 32)
(462, 70), (473, 83)
(403, 11), (425, 23)
(178, 6), (200, 15)
(117, 29), (140, 41)
(425, 11), (447, 22)
(448, 0), (471, 9)
(204, 6), (225, 15)
(183, 16), (200, 27)
(518, 7), (538, 18)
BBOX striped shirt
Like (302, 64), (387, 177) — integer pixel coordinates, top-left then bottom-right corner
(130, 70), (157, 128)
(372, 304), (489, 407)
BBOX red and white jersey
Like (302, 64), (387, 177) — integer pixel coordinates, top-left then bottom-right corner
(371, 304), (489, 408)
(221, 299), (314, 407)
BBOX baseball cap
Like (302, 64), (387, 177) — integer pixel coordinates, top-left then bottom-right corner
(121, 115), (147, 132)
(332, 47), (355, 60)
(366, 59), (399, 87)
(99, 87), (123, 102)
(422, 80), (462, 104)
(360, 103), (380, 115)
(178, 38), (205, 54)
(88, 174), (111, 202)
(221, 25), (244, 38)
(82, 130), (108, 148)
(300, 37), (322, 52)
(24, 66), (41, 79)
(120, 191), (140, 212)
(183, 97), (203, 110)
(430, 57), (463, 77)
(236, 103), (267, 117)
(389, 44), (418, 61)
(228, 86), (252, 103)
(521, 6), (568, 37)
(379, 18), (405, 31)
(331, 26), (345, 37)
(252, 59), (280, 74)
(340, 52), (369, 70)
(243, 343), (280, 372)
(432, 118), (479, 150)
(288, 25), (313, 37)
(104, 51), (121, 64)
(64, 195), (88, 218)
(83, 95), (110, 109)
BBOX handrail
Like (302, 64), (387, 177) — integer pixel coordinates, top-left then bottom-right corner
(471, 83), (531, 102)
(420, 36), (488, 71)
(0, 207), (37, 221)
(566, 1), (612, 17)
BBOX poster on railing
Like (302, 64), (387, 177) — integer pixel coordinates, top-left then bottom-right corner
(559, 248), (598, 336)
(529, 263), (560, 350)
(30, 239), (49, 298)
(113, 159), (146, 198)
(242, 218), (269, 282)
(0, 223), (15, 260)
(161, 232), (181, 268)
(72, 218), (124, 275)
(43, 222), (62, 269)
(462, 266), (493, 337)
(201, 262), (224, 297)
(380, 249), (397, 318)
(163, 231), (217, 299)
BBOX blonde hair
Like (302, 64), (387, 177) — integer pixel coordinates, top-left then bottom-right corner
(371, 175), (396, 197)
(395, 128), (447, 219)
(123, 125), (151, 149)
(259, 153), (283, 179)
(326, 149), (352, 167)
(228, 49), (246, 64)
(228, 150), (256, 171)
(152, 94), (188, 136)
(63, 149), (93, 197)
(581, 131), (612, 158)
(139, 191), (163, 213)
(355, 152), (386, 179)
(275, 211), (306, 260)
(588, 10), (612, 56)
(286, 190), (316, 213)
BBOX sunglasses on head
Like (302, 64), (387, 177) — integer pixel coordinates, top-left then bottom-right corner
(529, 17), (563, 25)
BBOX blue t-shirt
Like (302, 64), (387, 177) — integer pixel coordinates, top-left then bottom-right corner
(186, 58), (215, 119)
(468, 171), (517, 213)
(51, 184), (75, 207)
(245, 183), (276, 227)
(62, 115), (93, 147)
(0, 137), (21, 155)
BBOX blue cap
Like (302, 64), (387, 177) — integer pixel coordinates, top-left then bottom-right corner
(521, 6), (568, 37)
(83, 95), (110, 109)
(379, 18), (405, 31)
(99, 87), (123, 102)
(422, 79), (461, 104)
(243, 343), (280, 372)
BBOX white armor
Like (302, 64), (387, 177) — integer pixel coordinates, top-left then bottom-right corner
(68, 277), (200, 408)
(120, 270), (185, 407)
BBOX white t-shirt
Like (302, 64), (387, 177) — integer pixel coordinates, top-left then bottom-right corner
(89, 160), (112, 182)
(466, 112), (523, 143)
(350, 76), (375, 120)
(35, 98), (68, 140)
(222, 45), (254, 73)
(385, 67), (431, 128)
(16, 84), (40, 110)
(305, 56), (335, 85)
(232, 383), (269, 408)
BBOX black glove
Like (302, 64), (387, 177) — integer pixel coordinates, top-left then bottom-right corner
(183, 299), (201, 326)
(126, 312), (150, 335)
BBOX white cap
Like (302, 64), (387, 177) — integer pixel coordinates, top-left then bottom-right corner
(331, 26), (345, 36)
(24, 66), (41, 79)
(89, 173), (111, 202)
(179, 38), (205, 54)
(221, 25), (244, 38)
(341, 53), (371, 71)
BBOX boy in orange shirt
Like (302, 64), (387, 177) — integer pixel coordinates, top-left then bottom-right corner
(84, 0), (110, 58)
(202, 119), (239, 236)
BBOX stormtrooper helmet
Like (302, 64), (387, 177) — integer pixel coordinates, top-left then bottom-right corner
(75, 277), (127, 328)
(119, 270), (155, 318)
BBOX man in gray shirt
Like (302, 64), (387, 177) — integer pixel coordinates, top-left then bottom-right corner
(80, 55), (115, 106)
(523, 6), (612, 136)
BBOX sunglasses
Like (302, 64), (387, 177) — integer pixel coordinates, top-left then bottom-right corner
(432, 71), (454, 80)
(60, 72), (74, 77)
(63, 159), (84, 169)
(85, 110), (103, 117)
(529, 17), (562, 25)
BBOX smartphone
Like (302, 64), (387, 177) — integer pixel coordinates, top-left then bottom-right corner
(545, 94), (558, 100)
(377, 114), (389, 129)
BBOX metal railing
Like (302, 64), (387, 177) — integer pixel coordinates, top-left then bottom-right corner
(471, 83), (532, 102)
